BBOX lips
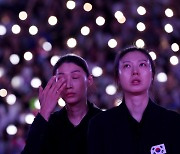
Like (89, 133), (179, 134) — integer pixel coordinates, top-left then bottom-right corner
(65, 92), (75, 97)
(131, 79), (141, 85)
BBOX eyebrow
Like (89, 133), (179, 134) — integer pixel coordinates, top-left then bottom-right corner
(121, 59), (148, 63)
(56, 70), (81, 75)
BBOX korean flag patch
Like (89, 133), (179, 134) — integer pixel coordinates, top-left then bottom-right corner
(150, 143), (166, 154)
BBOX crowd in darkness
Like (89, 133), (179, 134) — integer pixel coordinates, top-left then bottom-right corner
(0, 0), (180, 153)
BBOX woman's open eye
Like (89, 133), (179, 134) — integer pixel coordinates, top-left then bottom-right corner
(139, 63), (147, 67)
(123, 64), (131, 68)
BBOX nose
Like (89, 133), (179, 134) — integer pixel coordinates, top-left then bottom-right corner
(66, 77), (72, 88)
(132, 66), (139, 75)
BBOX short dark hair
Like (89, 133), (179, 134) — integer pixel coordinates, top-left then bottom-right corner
(114, 46), (155, 85)
(53, 54), (90, 76)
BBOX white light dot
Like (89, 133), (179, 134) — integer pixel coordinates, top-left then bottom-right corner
(58, 98), (66, 107)
(48, 16), (58, 26)
(96, 16), (105, 26)
(149, 51), (157, 60)
(0, 25), (6, 35)
(50, 55), (59, 66)
(31, 77), (42, 88)
(164, 24), (173, 33)
(157, 72), (167, 82)
(9, 54), (20, 65)
(25, 113), (35, 124)
(6, 94), (16, 105)
(24, 51), (33, 61)
(137, 6), (146, 15)
(67, 38), (77, 48)
(66, 0), (76, 10)
(83, 3), (92, 12)
(34, 99), (41, 110)
(171, 43), (179, 52)
(117, 16), (126, 24)
(114, 11), (124, 19)
(29, 25), (38, 35)
(105, 84), (117, 95)
(0, 88), (8, 97)
(81, 26), (90, 36)
(165, 8), (173, 17)
(6, 125), (17, 135)
(19, 11), (28, 20)
(135, 39), (145, 48)
(42, 41), (52, 51)
(170, 56), (179, 65)
(136, 22), (146, 31)
(92, 66), (103, 77)
(11, 76), (24, 89)
(11, 24), (21, 34)
(108, 39), (117, 48)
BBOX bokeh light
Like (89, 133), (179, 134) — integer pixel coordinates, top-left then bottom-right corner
(6, 125), (17, 135)
(48, 16), (58, 26)
(6, 94), (16, 105)
(81, 26), (90, 36)
(137, 6), (146, 15)
(67, 38), (77, 48)
(165, 8), (174, 17)
(108, 39), (117, 48)
(0, 88), (8, 97)
(170, 56), (179, 65)
(31, 77), (42, 88)
(171, 43), (179, 52)
(0, 25), (7, 35)
(24, 51), (33, 61)
(29, 25), (38, 35)
(96, 16), (105, 26)
(135, 39), (145, 48)
(83, 3), (92, 12)
(19, 11), (28, 20)
(9, 54), (20, 65)
(92, 66), (103, 77)
(157, 72), (167, 82)
(164, 24), (173, 33)
(105, 84), (117, 95)
(66, 0), (76, 10)
(11, 24), (21, 34)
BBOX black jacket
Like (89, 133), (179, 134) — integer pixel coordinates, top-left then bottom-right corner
(88, 99), (180, 154)
(22, 102), (101, 154)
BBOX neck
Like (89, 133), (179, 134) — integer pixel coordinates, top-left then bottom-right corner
(66, 100), (88, 126)
(124, 92), (149, 122)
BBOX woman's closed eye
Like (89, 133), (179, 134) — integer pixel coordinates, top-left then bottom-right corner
(123, 64), (131, 68)
(139, 63), (147, 67)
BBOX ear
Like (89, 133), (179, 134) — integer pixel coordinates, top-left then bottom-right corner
(87, 74), (94, 87)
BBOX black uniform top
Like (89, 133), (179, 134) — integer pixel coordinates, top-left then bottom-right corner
(21, 102), (101, 154)
(88, 99), (180, 154)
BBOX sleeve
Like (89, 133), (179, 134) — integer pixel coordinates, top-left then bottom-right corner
(87, 117), (105, 154)
(21, 113), (49, 154)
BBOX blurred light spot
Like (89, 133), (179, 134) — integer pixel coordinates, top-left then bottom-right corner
(11, 24), (21, 34)
(170, 56), (179, 65)
(135, 39), (145, 48)
(29, 25), (38, 35)
(6, 125), (17, 135)
(24, 51), (33, 61)
(0, 25), (7, 35)
(31, 77), (42, 88)
(11, 76), (24, 89)
(108, 39), (117, 48)
(50, 55), (59, 66)
(114, 98), (122, 106)
(67, 38), (77, 48)
(96, 16), (105, 26)
(42, 41), (52, 51)
(19, 11), (27, 20)
(81, 26), (90, 36)
(0, 67), (5, 77)
(165, 8), (173, 17)
(6, 94), (16, 105)
(157, 72), (167, 82)
(92, 66), (103, 77)
(117, 16), (126, 24)
(9, 54), (20, 65)
(149, 51), (157, 60)
(34, 99), (41, 110)
(137, 6), (146, 15)
(48, 16), (58, 26)
(164, 24), (173, 33)
(58, 98), (66, 107)
(66, 0), (76, 10)
(0, 88), (7, 97)
(171, 43), (179, 52)
(106, 84), (117, 95)
(114, 11), (123, 19)
(83, 3), (92, 12)
(25, 113), (35, 124)
(136, 22), (146, 31)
